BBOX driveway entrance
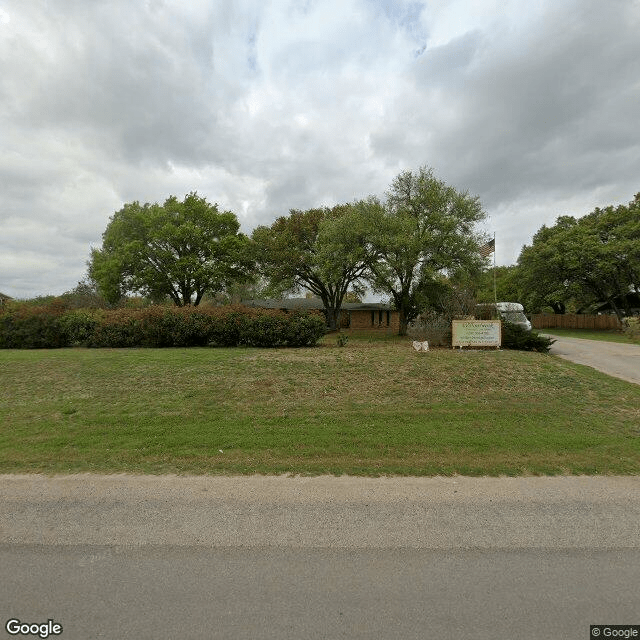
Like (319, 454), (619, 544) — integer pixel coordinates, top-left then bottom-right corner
(545, 334), (640, 384)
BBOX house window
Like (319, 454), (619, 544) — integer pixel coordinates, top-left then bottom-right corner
(371, 311), (375, 326)
(386, 311), (390, 326)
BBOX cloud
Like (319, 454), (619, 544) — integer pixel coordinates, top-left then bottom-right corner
(368, 0), (640, 258)
(0, 0), (638, 297)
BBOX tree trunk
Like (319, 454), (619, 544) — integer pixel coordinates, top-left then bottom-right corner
(609, 298), (625, 323)
(398, 308), (409, 336)
(325, 307), (340, 331)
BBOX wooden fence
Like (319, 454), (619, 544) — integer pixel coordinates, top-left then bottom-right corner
(531, 314), (622, 330)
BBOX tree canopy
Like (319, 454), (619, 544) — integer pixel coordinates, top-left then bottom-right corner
(366, 167), (487, 335)
(85, 168), (493, 331)
(474, 265), (522, 305)
(89, 193), (252, 306)
(516, 194), (640, 319)
(252, 201), (378, 330)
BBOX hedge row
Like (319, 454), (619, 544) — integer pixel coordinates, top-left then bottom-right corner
(0, 304), (326, 349)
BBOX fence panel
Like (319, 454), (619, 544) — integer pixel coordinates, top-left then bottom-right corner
(531, 314), (621, 330)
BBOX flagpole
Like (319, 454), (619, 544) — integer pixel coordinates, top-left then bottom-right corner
(493, 233), (497, 305)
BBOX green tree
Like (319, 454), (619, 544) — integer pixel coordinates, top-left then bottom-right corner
(343, 290), (363, 303)
(587, 194), (640, 313)
(60, 278), (110, 309)
(474, 265), (523, 305)
(367, 167), (487, 335)
(89, 193), (252, 306)
(252, 201), (377, 330)
(517, 194), (640, 320)
(517, 218), (576, 314)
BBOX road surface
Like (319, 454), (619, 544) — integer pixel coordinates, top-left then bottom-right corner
(1, 474), (639, 640)
(545, 334), (640, 384)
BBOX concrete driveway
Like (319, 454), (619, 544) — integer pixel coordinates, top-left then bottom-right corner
(544, 334), (640, 384)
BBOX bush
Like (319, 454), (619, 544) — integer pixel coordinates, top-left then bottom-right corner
(167, 308), (214, 347)
(58, 310), (102, 346)
(83, 308), (139, 348)
(0, 302), (69, 348)
(283, 311), (327, 347)
(336, 333), (349, 347)
(134, 307), (211, 348)
(408, 310), (452, 346)
(502, 322), (555, 352)
(0, 304), (326, 349)
(83, 307), (215, 348)
(623, 317), (640, 341)
(206, 307), (250, 347)
(242, 313), (288, 347)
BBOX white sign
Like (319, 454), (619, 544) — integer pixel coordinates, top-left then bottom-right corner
(452, 320), (501, 348)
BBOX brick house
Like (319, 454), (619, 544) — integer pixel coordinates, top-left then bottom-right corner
(243, 298), (400, 331)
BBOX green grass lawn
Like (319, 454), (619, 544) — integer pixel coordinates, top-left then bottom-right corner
(1, 336), (639, 476)
(540, 327), (640, 344)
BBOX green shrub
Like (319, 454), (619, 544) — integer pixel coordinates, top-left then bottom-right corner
(58, 310), (102, 346)
(285, 311), (327, 347)
(0, 303), (69, 348)
(336, 333), (349, 347)
(206, 307), (249, 347)
(0, 304), (326, 349)
(242, 313), (287, 347)
(502, 322), (555, 352)
(168, 308), (213, 347)
(624, 317), (640, 341)
(84, 308), (139, 348)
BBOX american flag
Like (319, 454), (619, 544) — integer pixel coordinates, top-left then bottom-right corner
(479, 238), (495, 258)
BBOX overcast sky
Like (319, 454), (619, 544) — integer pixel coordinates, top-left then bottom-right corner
(1, 0), (639, 299)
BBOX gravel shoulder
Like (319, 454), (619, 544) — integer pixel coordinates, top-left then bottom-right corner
(2, 474), (639, 549)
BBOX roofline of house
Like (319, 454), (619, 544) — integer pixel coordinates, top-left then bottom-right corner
(242, 298), (395, 311)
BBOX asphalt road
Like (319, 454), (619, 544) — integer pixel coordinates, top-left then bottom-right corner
(2, 545), (639, 640)
(1, 475), (639, 640)
(545, 334), (640, 384)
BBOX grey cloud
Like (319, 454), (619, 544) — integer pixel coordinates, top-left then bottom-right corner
(9, 2), (250, 167)
(375, 0), (639, 209)
(1, 0), (638, 297)
(414, 29), (483, 82)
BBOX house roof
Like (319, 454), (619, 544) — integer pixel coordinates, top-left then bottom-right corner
(242, 298), (394, 311)
(0, 292), (13, 301)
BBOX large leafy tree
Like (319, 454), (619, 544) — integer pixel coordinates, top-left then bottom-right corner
(367, 167), (487, 335)
(516, 218), (578, 314)
(89, 193), (252, 306)
(517, 194), (640, 320)
(252, 201), (378, 330)
(474, 265), (522, 305)
(588, 194), (640, 308)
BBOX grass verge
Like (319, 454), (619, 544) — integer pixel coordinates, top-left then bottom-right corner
(540, 328), (640, 344)
(1, 339), (639, 476)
